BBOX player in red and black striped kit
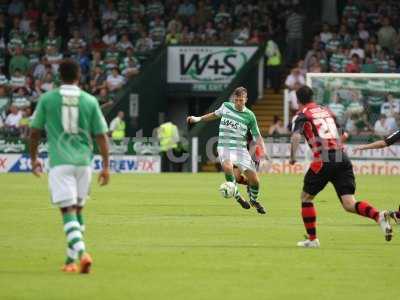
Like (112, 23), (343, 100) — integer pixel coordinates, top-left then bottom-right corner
(356, 130), (400, 224)
(290, 86), (393, 248)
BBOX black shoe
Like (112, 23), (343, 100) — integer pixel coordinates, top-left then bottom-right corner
(236, 195), (251, 209)
(250, 200), (266, 214)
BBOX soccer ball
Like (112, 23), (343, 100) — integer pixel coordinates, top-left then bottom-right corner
(219, 182), (237, 198)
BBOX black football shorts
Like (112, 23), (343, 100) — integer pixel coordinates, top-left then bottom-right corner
(303, 151), (356, 199)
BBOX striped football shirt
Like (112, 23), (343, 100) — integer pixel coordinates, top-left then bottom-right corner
(215, 102), (261, 150)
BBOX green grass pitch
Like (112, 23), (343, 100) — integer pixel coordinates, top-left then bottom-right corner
(0, 173), (399, 300)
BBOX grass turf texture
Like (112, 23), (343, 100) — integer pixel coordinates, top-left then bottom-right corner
(0, 173), (398, 300)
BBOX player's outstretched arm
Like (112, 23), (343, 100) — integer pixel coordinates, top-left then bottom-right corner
(356, 129), (400, 151)
(290, 132), (302, 165)
(29, 128), (43, 177)
(187, 112), (219, 124)
(355, 140), (387, 151)
(96, 133), (110, 186)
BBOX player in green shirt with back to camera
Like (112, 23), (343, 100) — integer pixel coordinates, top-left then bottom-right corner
(30, 59), (110, 274)
(187, 87), (268, 214)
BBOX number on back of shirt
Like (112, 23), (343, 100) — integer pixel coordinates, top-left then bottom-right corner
(313, 117), (338, 139)
(61, 96), (79, 134)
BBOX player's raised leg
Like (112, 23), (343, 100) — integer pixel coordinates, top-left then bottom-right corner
(331, 160), (393, 241)
(340, 195), (392, 241)
(244, 169), (266, 214)
(233, 167), (250, 209)
(222, 160), (250, 209)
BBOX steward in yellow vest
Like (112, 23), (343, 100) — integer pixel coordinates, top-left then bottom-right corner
(110, 111), (126, 141)
(158, 122), (179, 152)
(265, 39), (282, 67)
(265, 38), (282, 93)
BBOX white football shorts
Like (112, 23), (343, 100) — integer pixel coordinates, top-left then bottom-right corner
(48, 165), (92, 208)
(217, 147), (256, 172)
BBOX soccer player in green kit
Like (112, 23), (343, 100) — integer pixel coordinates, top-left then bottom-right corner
(30, 59), (110, 274)
(187, 87), (267, 214)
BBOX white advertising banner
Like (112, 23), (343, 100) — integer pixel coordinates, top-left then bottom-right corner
(0, 154), (161, 173)
(258, 159), (400, 176)
(93, 155), (161, 173)
(167, 46), (257, 88)
(0, 154), (23, 173)
(259, 143), (400, 175)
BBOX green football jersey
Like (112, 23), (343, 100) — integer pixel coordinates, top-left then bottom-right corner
(215, 102), (261, 150)
(30, 85), (108, 168)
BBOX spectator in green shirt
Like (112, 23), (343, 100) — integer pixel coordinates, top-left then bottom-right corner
(43, 29), (62, 51)
(9, 46), (30, 75)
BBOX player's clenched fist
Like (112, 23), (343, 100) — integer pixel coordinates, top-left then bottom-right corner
(98, 169), (110, 186)
(31, 159), (43, 177)
(187, 116), (201, 124)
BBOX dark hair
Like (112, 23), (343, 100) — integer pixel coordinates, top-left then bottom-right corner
(233, 86), (247, 97)
(59, 59), (80, 83)
(296, 86), (314, 104)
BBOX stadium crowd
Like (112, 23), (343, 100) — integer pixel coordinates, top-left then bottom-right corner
(0, 0), (301, 138)
(3, 0), (399, 140)
(284, 0), (400, 138)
